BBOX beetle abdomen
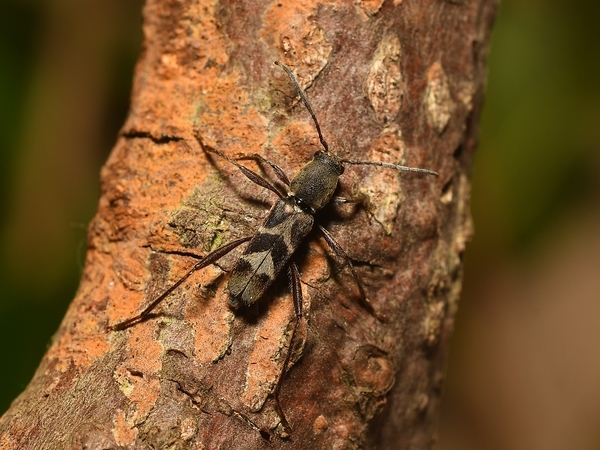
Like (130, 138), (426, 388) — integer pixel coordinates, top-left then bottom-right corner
(228, 198), (314, 309)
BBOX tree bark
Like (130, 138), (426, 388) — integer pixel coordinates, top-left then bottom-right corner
(0, 0), (497, 448)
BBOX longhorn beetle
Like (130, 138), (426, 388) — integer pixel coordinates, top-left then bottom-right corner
(110, 61), (438, 431)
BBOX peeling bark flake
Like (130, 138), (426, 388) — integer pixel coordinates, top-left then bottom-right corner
(367, 34), (404, 125)
(425, 62), (454, 134)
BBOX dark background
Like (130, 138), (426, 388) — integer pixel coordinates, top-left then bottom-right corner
(1, 1), (599, 448)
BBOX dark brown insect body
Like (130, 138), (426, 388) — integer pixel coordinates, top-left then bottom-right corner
(227, 151), (343, 309)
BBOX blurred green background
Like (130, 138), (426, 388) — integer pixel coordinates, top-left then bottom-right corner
(1, 1), (599, 448)
(0, 0), (144, 413)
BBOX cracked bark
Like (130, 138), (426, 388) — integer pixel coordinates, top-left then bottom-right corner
(0, 1), (497, 449)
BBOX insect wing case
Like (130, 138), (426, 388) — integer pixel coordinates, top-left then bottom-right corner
(227, 198), (314, 308)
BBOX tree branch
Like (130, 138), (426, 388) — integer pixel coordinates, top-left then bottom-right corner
(0, 0), (497, 448)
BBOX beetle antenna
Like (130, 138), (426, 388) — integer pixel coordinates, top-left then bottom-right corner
(274, 61), (329, 153)
(340, 159), (439, 176)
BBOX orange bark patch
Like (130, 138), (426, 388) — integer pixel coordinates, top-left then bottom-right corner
(112, 410), (138, 446)
(241, 292), (295, 411)
(261, 1), (333, 88)
(45, 283), (112, 372)
(189, 283), (236, 364)
(270, 121), (322, 169)
(197, 72), (268, 156)
(112, 324), (162, 419)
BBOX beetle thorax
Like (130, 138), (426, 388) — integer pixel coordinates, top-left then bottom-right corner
(288, 151), (344, 213)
